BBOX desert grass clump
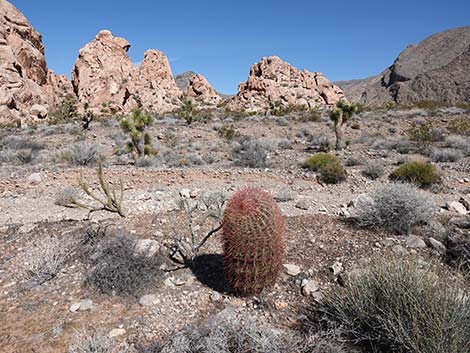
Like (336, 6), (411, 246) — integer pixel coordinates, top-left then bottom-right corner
(389, 160), (440, 187)
(0, 136), (45, 165)
(231, 135), (271, 168)
(222, 188), (285, 295)
(69, 141), (101, 166)
(68, 330), (120, 353)
(362, 161), (385, 180)
(430, 148), (463, 162)
(445, 135), (470, 156)
(16, 236), (77, 285)
(308, 258), (470, 353)
(86, 233), (164, 297)
(302, 153), (338, 171)
(355, 182), (436, 234)
(159, 312), (301, 353)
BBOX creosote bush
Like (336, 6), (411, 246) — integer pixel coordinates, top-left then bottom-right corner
(308, 258), (470, 353)
(303, 153), (346, 184)
(355, 182), (436, 234)
(389, 160), (440, 187)
(430, 148), (463, 162)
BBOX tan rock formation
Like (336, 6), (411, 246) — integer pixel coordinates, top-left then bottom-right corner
(72, 30), (182, 114)
(228, 56), (345, 112)
(0, 0), (72, 123)
(184, 73), (223, 105)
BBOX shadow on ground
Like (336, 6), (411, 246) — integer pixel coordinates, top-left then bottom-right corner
(191, 253), (233, 294)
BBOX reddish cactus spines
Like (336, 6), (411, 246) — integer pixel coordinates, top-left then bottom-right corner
(222, 188), (285, 295)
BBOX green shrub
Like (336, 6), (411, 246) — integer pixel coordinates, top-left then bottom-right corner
(303, 153), (346, 184)
(319, 161), (347, 184)
(302, 153), (338, 171)
(390, 160), (440, 187)
(448, 116), (470, 136)
(308, 258), (470, 353)
(407, 121), (442, 148)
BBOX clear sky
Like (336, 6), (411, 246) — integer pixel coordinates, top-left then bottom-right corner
(12, 0), (470, 94)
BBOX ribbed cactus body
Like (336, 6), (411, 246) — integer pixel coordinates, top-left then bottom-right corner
(222, 188), (285, 295)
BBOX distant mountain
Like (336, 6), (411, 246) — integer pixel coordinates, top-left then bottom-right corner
(343, 26), (470, 106)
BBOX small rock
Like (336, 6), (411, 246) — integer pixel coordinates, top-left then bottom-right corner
(295, 200), (309, 210)
(329, 261), (343, 276)
(428, 237), (446, 254)
(319, 205), (328, 213)
(381, 238), (396, 247)
(459, 196), (470, 211)
(210, 291), (221, 302)
(392, 245), (407, 256)
(179, 189), (191, 198)
(139, 294), (156, 307)
(284, 264), (301, 276)
(79, 299), (93, 311)
(69, 303), (80, 313)
(445, 201), (467, 215)
(405, 235), (426, 249)
(449, 216), (470, 229)
(301, 279), (319, 296)
(311, 291), (324, 302)
(134, 239), (160, 257)
(109, 328), (126, 338)
(190, 189), (200, 198)
(338, 207), (350, 217)
(27, 173), (42, 184)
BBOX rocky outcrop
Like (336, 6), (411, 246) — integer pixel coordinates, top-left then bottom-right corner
(228, 56), (345, 112)
(72, 30), (182, 114)
(0, 0), (72, 123)
(175, 71), (222, 106)
(342, 26), (470, 106)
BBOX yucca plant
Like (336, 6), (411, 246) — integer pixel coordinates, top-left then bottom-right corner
(329, 100), (359, 150)
(120, 108), (156, 161)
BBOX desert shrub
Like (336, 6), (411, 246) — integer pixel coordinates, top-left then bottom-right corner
(371, 137), (417, 154)
(430, 148), (463, 162)
(0, 136), (45, 165)
(448, 116), (470, 136)
(231, 135), (271, 168)
(355, 182), (436, 234)
(389, 160), (440, 187)
(49, 94), (78, 124)
(60, 141), (101, 166)
(302, 153), (338, 171)
(303, 153), (346, 184)
(344, 156), (363, 166)
(407, 121), (443, 147)
(308, 258), (470, 353)
(16, 236), (77, 285)
(275, 187), (297, 202)
(446, 237), (470, 279)
(319, 161), (347, 184)
(445, 135), (470, 156)
(86, 233), (164, 297)
(362, 161), (385, 180)
(216, 124), (240, 141)
(310, 134), (331, 152)
(159, 311), (301, 353)
(69, 330), (120, 353)
(277, 138), (293, 150)
(55, 187), (81, 207)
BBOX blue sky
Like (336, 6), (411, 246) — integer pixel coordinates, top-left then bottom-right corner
(13, 0), (470, 94)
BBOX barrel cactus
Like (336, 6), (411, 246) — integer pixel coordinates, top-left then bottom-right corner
(222, 188), (285, 295)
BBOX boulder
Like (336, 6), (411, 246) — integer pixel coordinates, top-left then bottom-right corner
(72, 30), (182, 114)
(228, 56), (345, 112)
(183, 72), (223, 105)
(0, 0), (72, 124)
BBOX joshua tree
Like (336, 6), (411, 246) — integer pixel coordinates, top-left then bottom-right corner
(329, 100), (359, 150)
(81, 102), (94, 130)
(120, 108), (155, 161)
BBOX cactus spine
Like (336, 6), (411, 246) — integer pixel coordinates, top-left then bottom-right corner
(222, 188), (285, 295)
